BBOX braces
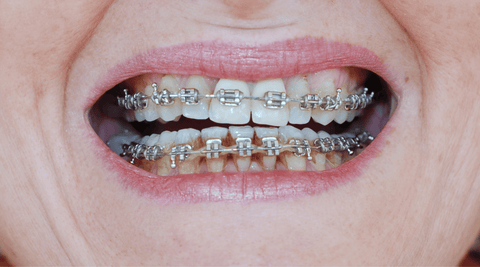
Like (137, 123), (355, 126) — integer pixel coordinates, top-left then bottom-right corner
(118, 84), (374, 111)
(120, 131), (374, 168)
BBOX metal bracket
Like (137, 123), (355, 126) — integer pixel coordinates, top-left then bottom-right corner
(300, 94), (321, 110)
(262, 137), (281, 156)
(151, 83), (175, 106)
(216, 89), (244, 106)
(179, 88), (200, 105)
(170, 145), (192, 168)
(264, 91), (287, 109)
(319, 89), (342, 111)
(290, 139), (312, 160)
(205, 139), (222, 159)
(235, 137), (254, 157)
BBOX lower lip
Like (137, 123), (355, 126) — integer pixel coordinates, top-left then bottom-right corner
(88, 37), (397, 204)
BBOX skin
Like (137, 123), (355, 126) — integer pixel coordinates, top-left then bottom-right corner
(0, 0), (479, 265)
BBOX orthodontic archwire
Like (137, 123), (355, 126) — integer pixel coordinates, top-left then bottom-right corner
(117, 83), (374, 112)
(120, 131), (375, 168)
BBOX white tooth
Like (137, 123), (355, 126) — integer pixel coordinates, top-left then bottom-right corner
(142, 84), (160, 122)
(301, 128), (318, 142)
(254, 127), (279, 139)
(175, 128), (202, 174)
(309, 78), (337, 126)
(158, 131), (177, 147)
(252, 78), (289, 126)
(140, 136), (150, 144)
(175, 128), (201, 145)
(201, 127), (228, 173)
(146, 134), (161, 146)
(317, 130), (331, 139)
(334, 86), (350, 124)
(107, 133), (141, 155)
(229, 126), (254, 139)
(278, 126), (306, 171)
(134, 110), (146, 122)
(278, 125), (304, 142)
(154, 131), (177, 176)
(286, 76), (311, 124)
(156, 75), (183, 122)
(201, 126), (228, 140)
(229, 126), (255, 172)
(183, 75), (212, 120)
(346, 110), (356, 122)
(209, 79), (251, 124)
(254, 127), (279, 170)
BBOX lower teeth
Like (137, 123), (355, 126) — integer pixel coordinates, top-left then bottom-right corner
(108, 127), (373, 174)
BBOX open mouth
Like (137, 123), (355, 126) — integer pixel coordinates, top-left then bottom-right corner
(87, 38), (397, 203)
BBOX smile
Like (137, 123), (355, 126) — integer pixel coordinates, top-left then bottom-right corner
(87, 37), (397, 203)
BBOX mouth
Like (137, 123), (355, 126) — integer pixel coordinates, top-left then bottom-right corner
(87, 37), (397, 203)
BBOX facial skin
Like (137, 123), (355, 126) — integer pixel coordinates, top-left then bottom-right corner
(0, 0), (479, 265)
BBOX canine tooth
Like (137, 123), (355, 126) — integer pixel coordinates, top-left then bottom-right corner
(209, 79), (251, 124)
(201, 127), (228, 173)
(142, 84), (160, 122)
(334, 86), (350, 124)
(346, 110), (356, 122)
(154, 131), (177, 176)
(278, 126), (306, 171)
(156, 75), (183, 122)
(286, 75), (311, 124)
(146, 134), (161, 146)
(302, 128), (326, 171)
(326, 134), (343, 169)
(175, 128), (202, 174)
(229, 126), (254, 172)
(183, 75), (212, 119)
(252, 78), (289, 126)
(254, 127), (278, 170)
(308, 76), (337, 125)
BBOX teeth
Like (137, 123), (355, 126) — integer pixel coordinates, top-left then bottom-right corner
(254, 127), (278, 170)
(307, 71), (337, 126)
(209, 79), (251, 124)
(252, 78), (289, 126)
(107, 132), (141, 155)
(157, 75), (183, 122)
(333, 85), (350, 124)
(155, 131), (177, 176)
(183, 75), (213, 120)
(325, 133), (342, 169)
(229, 126), (254, 172)
(300, 128), (324, 171)
(278, 126), (306, 171)
(201, 127), (228, 173)
(286, 75), (311, 124)
(175, 128), (202, 174)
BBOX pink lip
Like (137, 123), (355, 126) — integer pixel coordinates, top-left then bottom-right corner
(87, 37), (397, 204)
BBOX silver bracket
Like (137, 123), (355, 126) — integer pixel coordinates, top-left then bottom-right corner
(118, 89), (149, 110)
(179, 88), (200, 105)
(216, 89), (244, 106)
(262, 137), (281, 156)
(144, 145), (164, 161)
(264, 91), (287, 109)
(314, 138), (334, 153)
(151, 83), (175, 106)
(170, 145), (192, 168)
(291, 139), (312, 160)
(235, 138), (254, 157)
(320, 89), (342, 111)
(300, 94), (321, 110)
(205, 139), (222, 159)
(344, 88), (374, 110)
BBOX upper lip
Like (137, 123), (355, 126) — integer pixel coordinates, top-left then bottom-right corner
(86, 37), (399, 204)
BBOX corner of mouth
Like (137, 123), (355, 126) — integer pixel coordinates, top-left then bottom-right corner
(85, 37), (400, 204)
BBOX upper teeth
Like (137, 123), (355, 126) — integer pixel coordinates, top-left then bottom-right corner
(117, 68), (372, 127)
